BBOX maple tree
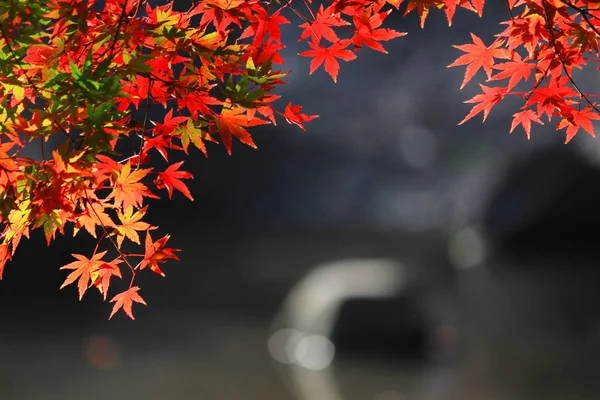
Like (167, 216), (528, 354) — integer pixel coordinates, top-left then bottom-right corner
(1, 0), (600, 319)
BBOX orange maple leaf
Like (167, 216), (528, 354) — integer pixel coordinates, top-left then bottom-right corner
(107, 161), (158, 210)
(92, 260), (123, 301)
(139, 232), (180, 277)
(115, 206), (154, 247)
(73, 202), (115, 238)
(216, 103), (269, 154)
(109, 286), (147, 320)
(60, 251), (108, 300)
(204, 0), (246, 10)
(0, 244), (10, 280)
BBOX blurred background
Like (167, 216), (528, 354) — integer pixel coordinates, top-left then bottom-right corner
(3, 1), (600, 399)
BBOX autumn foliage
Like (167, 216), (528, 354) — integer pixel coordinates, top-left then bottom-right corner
(1, 0), (600, 318)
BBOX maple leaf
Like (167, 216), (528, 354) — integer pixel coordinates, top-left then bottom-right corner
(283, 102), (319, 130)
(155, 161), (194, 201)
(142, 134), (173, 162)
(571, 22), (599, 54)
(216, 103), (269, 154)
(299, 39), (357, 83)
(525, 77), (579, 121)
(139, 232), (180, 277)
(442, 0), (459, 26)
(175, 118), (208, 156)
(197, 0), (244, 34)
(488, 52), (533, 91)
(178, 90), (222, 118)
(115, 206), (153, 247)
(352, 10), (406, 53)
(557, 106), (600, 143)
(403, 0), (436, 28)
(0, 244), (10, 280)
(239, 6), (289, 46)
(60, 251), (108, 300)
(107, 162), (159, 210)
(73, 202), (115, 238)
(510, 109), (544, 139)
(152, 109), (189, 136)
(471, 0), (485, 17)
(459, 84), (508, 124)
(109, 286), (147, 320)
(92, 260), (123, 301)
(299, 5), (350, 43)
(203, 0), (246, 10)
(448, 33), (510, 89)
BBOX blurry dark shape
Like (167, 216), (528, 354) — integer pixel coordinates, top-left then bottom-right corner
(270, 259), (408, 339)
(83, 334), (121, 370)
(446, 226), (486, 270)
(269, 259), (446, 400)
(330, 296), (429, 361)
(484, 145), (600, 260)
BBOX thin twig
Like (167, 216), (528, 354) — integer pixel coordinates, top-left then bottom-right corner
(504, 0), (515, 20)
(135, 74), (152, 170)
(98, 0), (130, 60)
(559, 0), (600, 37)
(280, 0), (312, 24)
(524, 51), (557, 103)
(85, 191), (138, 288)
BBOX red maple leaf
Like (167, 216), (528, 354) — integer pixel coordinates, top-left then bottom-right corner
(139, 232), (180, 277)
(142, 134), (174, 162)
(471, 0), (485, 16)
(197, 0), (244, 34)
(510, 109), (544, 139)
(526, 77), (579, 121)
(299, 39), (357, 83)
(448, 33), (510, 89)
(459, 84), (508, 124)
(109, 286), (147, 320)
(557, 106), (600, 143)
(283, 102), (319, 130)
(239, 6), (289, 46)
(152, 109), (189, 137)
(352, 10), (406, 53)
(489, 54), (534, 91)
(299, 5), (350, 43)
(155, 161), (194, 201)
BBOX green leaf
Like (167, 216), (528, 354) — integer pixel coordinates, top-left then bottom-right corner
(175, 119), (206, 154)
(246, 89), (265, 103)
(70, 60), (82, 80)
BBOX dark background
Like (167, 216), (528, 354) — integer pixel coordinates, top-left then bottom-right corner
(3, 1), (600, 399)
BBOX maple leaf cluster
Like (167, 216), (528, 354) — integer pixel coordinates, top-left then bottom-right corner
(446, 0), (600, 142)
(1, 0), (600, 319)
